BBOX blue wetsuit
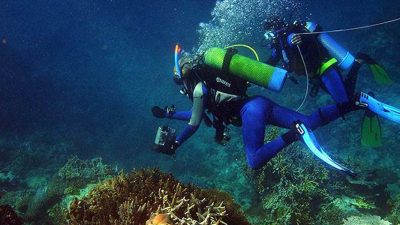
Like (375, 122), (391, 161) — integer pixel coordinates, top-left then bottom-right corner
(170, 82), (355, 169)
(267, 22), (351, 103)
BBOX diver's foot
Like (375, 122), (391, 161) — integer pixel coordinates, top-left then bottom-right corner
(355, 52), (374, 64)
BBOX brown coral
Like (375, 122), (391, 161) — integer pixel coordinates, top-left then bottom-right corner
(67, 169), (250, 225)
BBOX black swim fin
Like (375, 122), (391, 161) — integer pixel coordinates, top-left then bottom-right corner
(361, 109), (382, 148)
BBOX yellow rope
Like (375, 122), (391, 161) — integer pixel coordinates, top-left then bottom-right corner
(224, 44), (260, 61)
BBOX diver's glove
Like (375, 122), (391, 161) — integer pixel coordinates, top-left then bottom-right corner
(151, 105), (176, 118)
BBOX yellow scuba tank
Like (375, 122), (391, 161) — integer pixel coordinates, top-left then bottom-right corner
(204, 47), (287, 92)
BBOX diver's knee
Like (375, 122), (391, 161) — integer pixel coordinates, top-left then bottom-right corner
(247, 159), (261, 170)
(246, 152), (263, 170)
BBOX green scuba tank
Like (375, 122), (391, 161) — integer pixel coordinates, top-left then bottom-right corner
(204, 47), (287, 92)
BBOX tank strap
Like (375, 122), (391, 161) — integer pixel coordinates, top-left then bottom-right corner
(222, 48), (238, 74)
(317, 58), (338, 76)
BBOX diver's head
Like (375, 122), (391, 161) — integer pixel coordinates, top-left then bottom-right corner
(173, 45), (195, 85)
(263, 17), (287, 41)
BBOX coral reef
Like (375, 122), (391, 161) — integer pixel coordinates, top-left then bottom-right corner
(146, 213), (172, 225)
(171, 129), (259, 212)
(57, 155), (115, 192)
(342, 215), (391, 225)
(67, 168), (250, 225)
(316, 195), (381, 225)
(0, 205), (23, 225)
(0, 171), (18, 190)
(387, 194), (400, 224)
(317, 200), (353, 225)
(254, 143), (331, 225)
(47, 156), (116, 224)
(0, 155), (115, 225)
(2, 136), (70, 178)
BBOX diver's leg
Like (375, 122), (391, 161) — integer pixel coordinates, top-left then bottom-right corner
(305, 103), (358, 129)
(268, 102), (308, 129)
(241, 96), (290, 169)
(321, 68), (349, 103)
(269, 100), (359, 130)
(241, 96), (360, 169)
(344, 55), (364, 97)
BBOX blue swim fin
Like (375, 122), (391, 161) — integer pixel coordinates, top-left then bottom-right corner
(358, 92), (400, 124)
(295, 123), (357, 177)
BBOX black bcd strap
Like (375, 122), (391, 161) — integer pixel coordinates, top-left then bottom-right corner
(222, 48), (238, 75)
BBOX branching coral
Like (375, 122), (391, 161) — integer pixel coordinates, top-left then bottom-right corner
(387, 194), (400, 224)
(0, 156), (116, 225)
(67, 169), (250, 225)
(57, 155), (114, 184)
(254, 144), (331, 224)
(45, 156), (116, 224)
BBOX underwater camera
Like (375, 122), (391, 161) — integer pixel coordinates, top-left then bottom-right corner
(153, 125), (176, 151)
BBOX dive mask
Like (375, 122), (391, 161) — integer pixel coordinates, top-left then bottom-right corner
(264, 30), (276, 41)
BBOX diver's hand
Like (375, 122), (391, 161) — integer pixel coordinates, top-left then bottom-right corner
(289, 34), (302, 46)
(152, 106), (166, 118)
(215, 128), (231, 145)
(151, 105), (176, 118)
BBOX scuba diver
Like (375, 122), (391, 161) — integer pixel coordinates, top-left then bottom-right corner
(151, 45), (400, 176)
(263, 18), (392, 147)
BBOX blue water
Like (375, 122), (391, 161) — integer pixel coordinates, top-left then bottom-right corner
(1, 0), (400, 224)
